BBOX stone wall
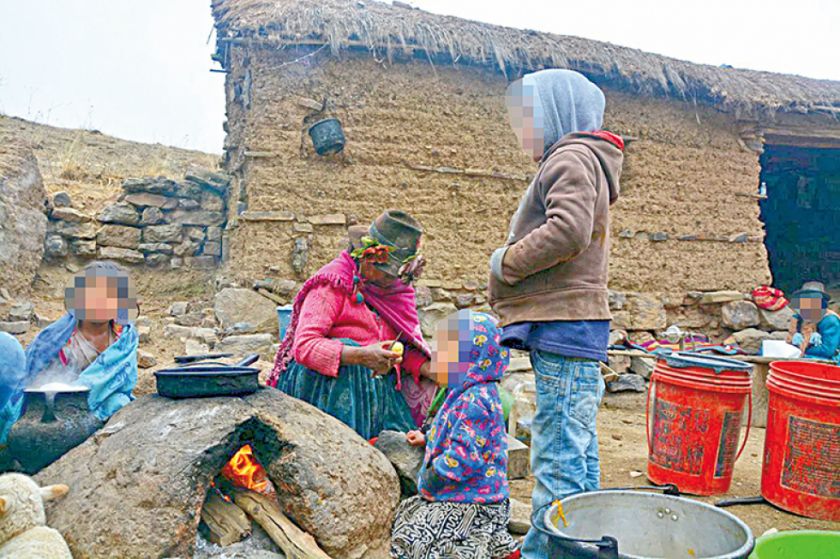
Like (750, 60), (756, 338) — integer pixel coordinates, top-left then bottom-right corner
(44, 169), (231, 269)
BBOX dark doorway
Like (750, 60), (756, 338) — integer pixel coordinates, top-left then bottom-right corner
(759, 144), (840, 297)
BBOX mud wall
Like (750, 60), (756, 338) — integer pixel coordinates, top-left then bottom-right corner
(222, 46), (771, 301)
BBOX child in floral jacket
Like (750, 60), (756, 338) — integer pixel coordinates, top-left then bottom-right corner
(391, 310), (519, 559)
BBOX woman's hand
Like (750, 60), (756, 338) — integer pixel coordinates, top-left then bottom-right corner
(346, 341), (402, 375)
(406, 430), (426, 447)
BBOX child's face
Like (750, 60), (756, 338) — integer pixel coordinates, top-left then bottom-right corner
(795, 295), (826, 323)
(430, 315), (472, 387)
(506, 79), (544, 162)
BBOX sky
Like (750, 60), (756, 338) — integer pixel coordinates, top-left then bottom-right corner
(0, 0), (838, 154)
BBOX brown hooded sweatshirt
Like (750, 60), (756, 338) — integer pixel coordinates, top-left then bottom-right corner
(489, 132), (623, 326)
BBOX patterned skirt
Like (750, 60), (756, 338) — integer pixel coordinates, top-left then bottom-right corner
(277, 360), (416, 440)
(391, 496), (519, 559)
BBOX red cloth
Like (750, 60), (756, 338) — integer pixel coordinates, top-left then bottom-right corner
(505, 551), (521, 559)
(752, 285), (789, 311)
(587, 130), (625, 151)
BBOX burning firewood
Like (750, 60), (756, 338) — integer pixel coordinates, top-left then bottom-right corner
(200, 492), (252, 547)
(233, 489), (333, 559)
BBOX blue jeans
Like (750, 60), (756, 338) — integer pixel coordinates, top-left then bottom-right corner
(522, 351), (605, 559)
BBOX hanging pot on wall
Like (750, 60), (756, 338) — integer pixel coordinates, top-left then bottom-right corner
(308, 117), (346, 155)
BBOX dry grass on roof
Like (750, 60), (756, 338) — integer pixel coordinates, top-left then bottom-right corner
(212, 0), (840, 117)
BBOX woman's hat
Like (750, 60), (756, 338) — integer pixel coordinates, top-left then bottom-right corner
(792, 281), (831, 305)
(349, 210), (423, 277)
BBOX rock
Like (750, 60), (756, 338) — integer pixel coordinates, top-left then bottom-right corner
(455, 293), (475, 308)
(374, 430), (424, 496)
(214, 289), (278, 333)
(509, 498), (532, 535)
(170, 256), (184, 269)
(36, 391), (398, 558)
(293, 222), (314, 234)
(307, 214), (346, 226)
(137, 350), (157, 369)
(508, 435), (530, 480)
(607, 374), (646, 393)
(9, 301), (34, 322)
(608, 290), (626, 311)
(49, 220), (97, 240)
(239, 211), (295, 222)
(185, 226), (206, 241)
(200, 192), (224, 212)
(630, 356), (656, 379)
(609, 329), (627, 345)
(699, 291), (744, 305)
(141, 206), (164, 225)
(70, 240), (96, 257)
(184, 338), (210, 355)
(203, 241), (222, 257)
(206, 226), (222, 242)
(169, 302), (190, 316)
(184, 169), (231, 195)
(0, 141), (48, 297)
(419, 302), (458, 337)
(138, 242), (174, 254)
(167, 210), (225, 227)
(44, 234), (68, 258)
(651, 232), (669, 242)
(96, 224), (141, 249)
(122, 177), (179, 196)
(50, 207), (90, 223)
(612, 293), (666, 331)
(630, 470), (644, 478)
(0, 321), (29, 334)
(185, 256), (217, 269)
(721, 301), (760, 330)
(143, 224), (182, 243)
(98, 246), (145, 264)
(731, 328), (773, 355)
(123, 192), (174, 209)
(144, 253), (170, 267)
(178, 198), (201, 210)
(163, 324), (217, 345)
(222, 322), (258, 336)
(216, 333), (274, 358)
(137, 325), (151, 343)
(608, 354), (631, 374)
(175, 312), (205, 327)
(53, 191), (72, 207)
(173, 239), (200, 257)
(414, 285), (433, 308)
(292, 238), (309, 275)
(758, 306), (795, 332)
(97, 202), (140, 226)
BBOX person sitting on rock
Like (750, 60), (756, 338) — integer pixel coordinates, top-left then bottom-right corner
(391, 310), (519, 559)
(0, 261), (139, 442)
(267, 210), (437, 440)
(786, 281), (840, 361)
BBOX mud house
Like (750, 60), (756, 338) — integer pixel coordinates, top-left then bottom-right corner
(210, 0), (840, 335)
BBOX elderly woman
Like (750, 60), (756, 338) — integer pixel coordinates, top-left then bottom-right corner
(787, 281), (840, 361)
(268, 210), (437, 440)
(0, 261), (139, 442)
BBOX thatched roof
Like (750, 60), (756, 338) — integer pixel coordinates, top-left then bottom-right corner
(212, 0), (840, 117)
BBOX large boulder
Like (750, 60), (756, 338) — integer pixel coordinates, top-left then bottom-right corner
(374, 430), (424, 496)
(214, 288), (278, 332)
(758, 305), (795, 332)
(0, 139), (47, 298)
(721, 301), (760, 330)
(418, 302), (458, 338)
(37, 390), (399, 559)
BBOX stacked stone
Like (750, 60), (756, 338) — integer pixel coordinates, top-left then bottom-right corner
(44, 170), (231, 269)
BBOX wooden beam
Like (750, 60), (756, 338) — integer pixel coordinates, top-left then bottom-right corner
(201, 492), (251, 546)
(234, 490), (333, 559)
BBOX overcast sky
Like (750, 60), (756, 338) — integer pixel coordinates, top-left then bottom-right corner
(1, 0), (837, 154)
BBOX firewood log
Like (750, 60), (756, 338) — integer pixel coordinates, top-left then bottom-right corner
(201, 492), (251, 546)
(233, 490), (333, 559)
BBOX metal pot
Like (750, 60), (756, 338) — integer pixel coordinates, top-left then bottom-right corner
(155, 354), (261, 399)
(6, 387), (104, 474)
(308, 117), (346, 155)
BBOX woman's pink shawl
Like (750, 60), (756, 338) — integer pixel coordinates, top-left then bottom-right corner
(268, 251), (435, 425)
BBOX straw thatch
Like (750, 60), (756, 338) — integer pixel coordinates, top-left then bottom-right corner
(212, 0), (840, 117)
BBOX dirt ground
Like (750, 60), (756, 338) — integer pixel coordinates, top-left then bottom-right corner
(510, 392), (840, 537)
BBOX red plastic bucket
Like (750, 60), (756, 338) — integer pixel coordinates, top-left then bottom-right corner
(762, 361), (840, 521)
(647, 353), (753, 495)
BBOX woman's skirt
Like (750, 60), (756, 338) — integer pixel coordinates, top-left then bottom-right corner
(391, 496), (519, 559)
(277, 360), (416, 440)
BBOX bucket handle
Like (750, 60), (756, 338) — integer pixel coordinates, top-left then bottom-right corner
(533, 503), (619, 559)
(646, 376), (753, 464)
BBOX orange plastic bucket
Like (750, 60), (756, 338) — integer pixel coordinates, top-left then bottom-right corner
(647, 353), (753, 495)
(762, 361), (840, 521)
